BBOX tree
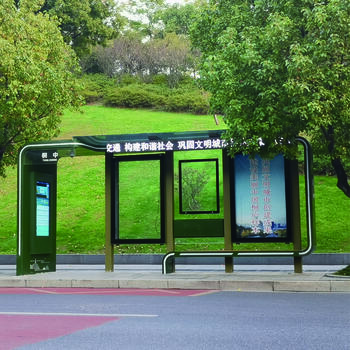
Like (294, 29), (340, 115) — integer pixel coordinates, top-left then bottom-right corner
(37, 0), (121, 57)
(155, 3), (198, 37)
(88, 33), (195, 86)
(191, 0), (350, 198)
(0, 0), (81, 177)
(122, 0), (166, 39)
(149, 33), (194, 87)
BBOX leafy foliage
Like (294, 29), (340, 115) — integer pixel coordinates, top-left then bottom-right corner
(78, 74), (116, 103)
(104, 84), (165, 108)
(155, 3), (198, 37)
(180, 167), (210, 211)
(191, 0), (350, 197)
(165, 91), (209, 115)
(84, 32), (198, 86)
(38, 0), (120, 57)
(101, 77), (209, 114)
(0, 0), (81, 177)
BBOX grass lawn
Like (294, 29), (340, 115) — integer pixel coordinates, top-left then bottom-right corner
(58, 105), (223, 138)
(0, 105), (349, 254)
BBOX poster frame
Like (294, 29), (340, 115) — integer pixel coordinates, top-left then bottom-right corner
(230, 154), (294, 243)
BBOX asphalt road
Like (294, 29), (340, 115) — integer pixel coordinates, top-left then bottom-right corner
(0, 288), (349, 350)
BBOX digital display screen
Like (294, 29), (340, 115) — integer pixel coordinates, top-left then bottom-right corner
(36, 181), (50, 237)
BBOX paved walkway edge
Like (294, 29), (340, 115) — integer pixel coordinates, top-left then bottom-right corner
(1, 253), (350, 265)
(1, 276), (349, 293)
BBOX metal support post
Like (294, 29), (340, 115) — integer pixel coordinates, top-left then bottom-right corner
(105, 153), (114, 272)
(164, 152), (175, 273)
(223, 150), (233, 273)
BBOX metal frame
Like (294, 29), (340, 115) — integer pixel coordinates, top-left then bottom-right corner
(179, 158), (220, 214)
(17, 133), (314, 276)
(110, 153), (166, 245)
(230, 155), (292, 243)
(162, 137), (315, 273)
(17, 141), (105, 260)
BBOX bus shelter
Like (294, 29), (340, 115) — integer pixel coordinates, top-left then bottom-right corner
(17, 130), (315, 275)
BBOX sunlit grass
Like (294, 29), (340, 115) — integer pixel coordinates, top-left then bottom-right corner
(0, 106), (349, 254)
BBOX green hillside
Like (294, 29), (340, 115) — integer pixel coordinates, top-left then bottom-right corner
(0, 105), (349, 254)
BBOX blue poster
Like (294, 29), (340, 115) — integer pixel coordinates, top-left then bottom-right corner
(234, 154), (287, 240)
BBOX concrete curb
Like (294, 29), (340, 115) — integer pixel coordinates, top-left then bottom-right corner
(1, 276), (350, 292)
(1, 265), (350, 292)
(1, 253), (349, 293)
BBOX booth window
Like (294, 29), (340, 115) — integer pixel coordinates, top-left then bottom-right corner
(112, 154), (165, 244)
(179, 159), (220, 214)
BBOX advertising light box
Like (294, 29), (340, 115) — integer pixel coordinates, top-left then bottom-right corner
(233, 154), (291, 242)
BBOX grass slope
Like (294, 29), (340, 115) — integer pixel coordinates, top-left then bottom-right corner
(0, 105), (349, 254)
(58, 105), (222, 138)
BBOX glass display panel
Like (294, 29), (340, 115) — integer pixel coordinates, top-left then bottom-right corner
(117, 160), (161, 240)
(179, 159), (219, 214)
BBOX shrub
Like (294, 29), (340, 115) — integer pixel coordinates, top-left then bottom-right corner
(151, 74), (168, 85)
(117, 74), (142, 86)
(78, 74), (116, 103)
(165, 91), (209, 114)
(79, 73), (210, 114)
(104, 85), (165, 108)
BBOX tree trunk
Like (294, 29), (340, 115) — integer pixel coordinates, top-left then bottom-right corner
(322, 125), (350, 198)
(331, 157), (350, 198)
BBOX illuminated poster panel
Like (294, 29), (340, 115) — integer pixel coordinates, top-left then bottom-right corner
(36, 181), (50, 237)
(233, 154), (288, 242)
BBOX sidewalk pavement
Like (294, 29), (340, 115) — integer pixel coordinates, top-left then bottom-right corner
(0, 264), (350, 293)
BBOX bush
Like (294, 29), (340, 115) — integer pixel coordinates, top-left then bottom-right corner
(78, 74), (116, 103)
(117, 74), (142, 86)
(165, 91), (209, 114)
(104, 85), (165, 108)
(151, 74), (168, 85)
(104, 84), (209, 114)
(79, 73), (210, 114)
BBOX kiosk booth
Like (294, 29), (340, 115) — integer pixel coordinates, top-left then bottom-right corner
(17, 130), (315, 275)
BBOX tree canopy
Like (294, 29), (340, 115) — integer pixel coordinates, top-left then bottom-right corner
(155, 3), (198, 37)
(0, 0), (81, 177)
(191, 0), (350, 197)
(37, 0), (120, 57)
(121, 0), (201, 39)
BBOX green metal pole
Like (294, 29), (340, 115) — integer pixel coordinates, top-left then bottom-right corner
(223, 150), (233, 273)
(290, 159), (303, 273)
(105, 153), (114, 272)
(164, 152), (175, 272)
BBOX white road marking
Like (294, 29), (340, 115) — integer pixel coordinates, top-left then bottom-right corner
(0, 311), (158, 318)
